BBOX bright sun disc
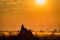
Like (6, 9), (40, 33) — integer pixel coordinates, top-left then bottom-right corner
(36, 0), (45, 4)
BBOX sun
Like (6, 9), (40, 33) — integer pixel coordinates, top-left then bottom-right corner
(36, 0), (45, 4)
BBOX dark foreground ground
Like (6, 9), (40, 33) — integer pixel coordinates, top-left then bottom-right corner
(0, 25), (60, 40)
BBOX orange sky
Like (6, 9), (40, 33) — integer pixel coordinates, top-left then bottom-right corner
(0, 0), (60, 31)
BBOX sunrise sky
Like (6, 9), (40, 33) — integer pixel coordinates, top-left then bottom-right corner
(0, 0), (60, 31)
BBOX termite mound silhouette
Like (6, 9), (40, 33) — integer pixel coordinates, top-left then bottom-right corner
(17, 24), (40, 40)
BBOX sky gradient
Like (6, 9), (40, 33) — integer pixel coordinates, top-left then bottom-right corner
(0, 0), (60, 31)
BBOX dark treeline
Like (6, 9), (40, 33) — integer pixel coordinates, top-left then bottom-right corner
(0, 25), (60, 40)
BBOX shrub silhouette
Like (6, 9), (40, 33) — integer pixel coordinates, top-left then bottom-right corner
(0, 25), (60, 40)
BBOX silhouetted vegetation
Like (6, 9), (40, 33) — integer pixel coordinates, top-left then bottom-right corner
(0, 25), (60, 40)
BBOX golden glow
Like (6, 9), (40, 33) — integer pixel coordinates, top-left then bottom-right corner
(36, 0), (45, 4)
(0, 0), (59, 31)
